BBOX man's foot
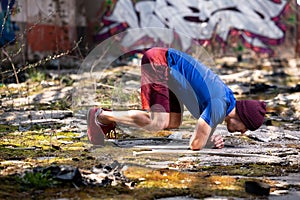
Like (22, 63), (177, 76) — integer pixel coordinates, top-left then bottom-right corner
(87, 108), (117, 145)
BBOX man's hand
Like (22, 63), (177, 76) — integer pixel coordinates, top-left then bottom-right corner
(210, 135), (224, 149)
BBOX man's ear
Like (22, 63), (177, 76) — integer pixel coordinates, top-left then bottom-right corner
(227, 107), (236, 118)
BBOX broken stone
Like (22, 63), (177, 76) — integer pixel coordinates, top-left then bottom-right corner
(245, 181), (270, 196)
(33, 165), (82, 184)
(24, 161), (134, 188)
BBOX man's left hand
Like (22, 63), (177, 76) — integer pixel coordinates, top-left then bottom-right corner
(210, 135), (224, 149)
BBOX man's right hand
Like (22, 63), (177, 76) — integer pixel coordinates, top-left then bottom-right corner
(210, 135), (224, 149)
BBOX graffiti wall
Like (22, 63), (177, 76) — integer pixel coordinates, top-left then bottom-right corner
(96, 0), (290, 54)
(2, 0), (295, 57)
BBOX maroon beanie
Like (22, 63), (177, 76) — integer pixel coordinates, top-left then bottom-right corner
(236, 100), (266, 131)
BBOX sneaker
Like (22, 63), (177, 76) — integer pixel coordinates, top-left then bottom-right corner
(87, 108), (117, 145)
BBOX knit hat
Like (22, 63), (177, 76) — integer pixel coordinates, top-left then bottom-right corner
(236, 100), (266, 131)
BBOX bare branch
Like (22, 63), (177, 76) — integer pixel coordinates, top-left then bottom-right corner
(2, 48), (19, 84)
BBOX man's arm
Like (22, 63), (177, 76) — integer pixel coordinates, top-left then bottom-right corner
(189, 118), (212, 150)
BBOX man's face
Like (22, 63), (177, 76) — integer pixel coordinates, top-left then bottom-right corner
(225, 117), (247, 134)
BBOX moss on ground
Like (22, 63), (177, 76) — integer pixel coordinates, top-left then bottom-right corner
(0, 65), (299, 199)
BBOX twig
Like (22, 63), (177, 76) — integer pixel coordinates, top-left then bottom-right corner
(1, 44), (24, 63)
(2, 48), (19, 84)
(97, 82), (115, 89)
(75, 38), (84, 60)
(3, 38), (82, 80)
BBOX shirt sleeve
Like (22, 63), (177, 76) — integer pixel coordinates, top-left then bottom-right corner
(200, 98), (227, 128)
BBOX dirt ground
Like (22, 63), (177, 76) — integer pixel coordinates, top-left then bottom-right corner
(0, 56), (299, 199)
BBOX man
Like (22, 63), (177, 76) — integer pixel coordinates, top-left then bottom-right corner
(87, 47), (266, 150)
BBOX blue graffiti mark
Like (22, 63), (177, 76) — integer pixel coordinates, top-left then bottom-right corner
(0, 0), (18, 47)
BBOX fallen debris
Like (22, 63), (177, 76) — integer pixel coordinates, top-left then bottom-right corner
(19, 161), (134, 189)
(245, 181), (270, 196)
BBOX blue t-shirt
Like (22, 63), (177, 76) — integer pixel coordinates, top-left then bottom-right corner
(166, 48), (236, 128)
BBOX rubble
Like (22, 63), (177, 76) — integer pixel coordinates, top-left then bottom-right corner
(21, 161), (134, 188)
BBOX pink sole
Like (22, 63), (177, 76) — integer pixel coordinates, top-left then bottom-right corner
(87, 108), (105, 145)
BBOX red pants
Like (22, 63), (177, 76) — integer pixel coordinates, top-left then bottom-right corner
(141, 47), (182, 113)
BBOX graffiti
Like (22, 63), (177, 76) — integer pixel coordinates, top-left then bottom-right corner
(0, 0), (18, 47)
(96, 0), (289, 54)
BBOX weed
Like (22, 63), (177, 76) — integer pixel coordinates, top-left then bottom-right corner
(28, 70), (46, 82)
(17, 170), (59, 189)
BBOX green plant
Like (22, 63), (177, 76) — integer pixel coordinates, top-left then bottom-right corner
(18, 170), (57, 189)
(52, 97), (72, 110)
(28, 70), (46, 82)
(235, 43), (244, 52)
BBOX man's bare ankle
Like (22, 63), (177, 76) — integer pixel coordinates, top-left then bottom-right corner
(97, 111), (113, 125)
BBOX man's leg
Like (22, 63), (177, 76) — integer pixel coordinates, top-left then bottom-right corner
(167, 112), (182, 129)
(98, 109), (180, 132)
(138, 47), (182, 131)
(90, 47), (182, 140)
